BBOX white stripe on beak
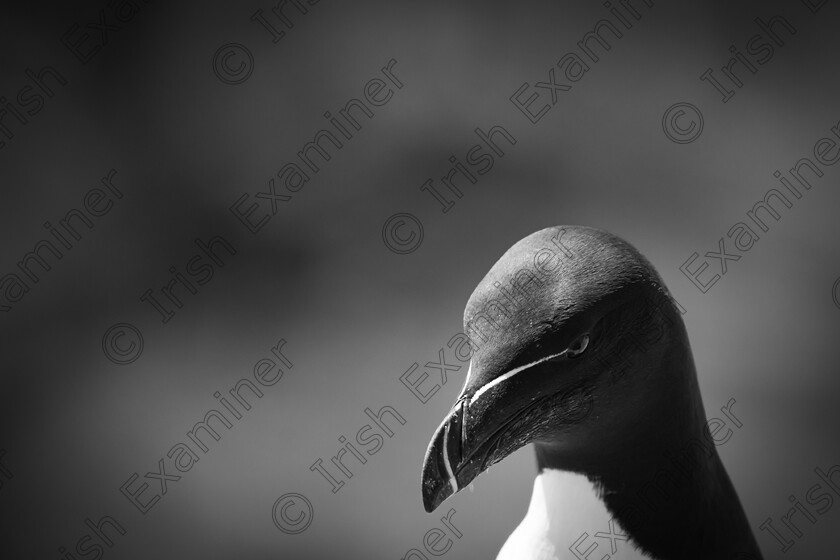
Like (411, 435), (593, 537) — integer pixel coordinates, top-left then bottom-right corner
(442, 420), (458, 493)
(469, 350), (568, 403)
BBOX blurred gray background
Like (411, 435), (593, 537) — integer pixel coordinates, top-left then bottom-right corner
(1, 0), (839, 558)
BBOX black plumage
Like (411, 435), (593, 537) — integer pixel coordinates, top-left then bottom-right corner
(421, 226), (763, 559)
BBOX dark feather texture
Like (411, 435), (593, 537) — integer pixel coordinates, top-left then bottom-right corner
(422, 226), (763, 559)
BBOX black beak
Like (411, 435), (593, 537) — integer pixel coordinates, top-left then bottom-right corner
(421, 397), (469, 513)
(421, 355), (593, 512)
(421, 353), (596, 512)
(422, 395), (537, 512)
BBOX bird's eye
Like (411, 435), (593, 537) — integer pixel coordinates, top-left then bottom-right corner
(566, 334), (590, 358)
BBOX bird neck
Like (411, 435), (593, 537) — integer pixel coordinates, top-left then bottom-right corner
(585, 447), (761, 560)
(535, 348), (763, 559)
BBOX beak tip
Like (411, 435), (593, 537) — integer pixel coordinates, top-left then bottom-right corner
(422, 494), (437, 513)
(421, 426), (456, 513)
(421, 475), (452, 513)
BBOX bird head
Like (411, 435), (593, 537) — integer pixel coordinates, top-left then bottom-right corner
(421, 225), (691, 512)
